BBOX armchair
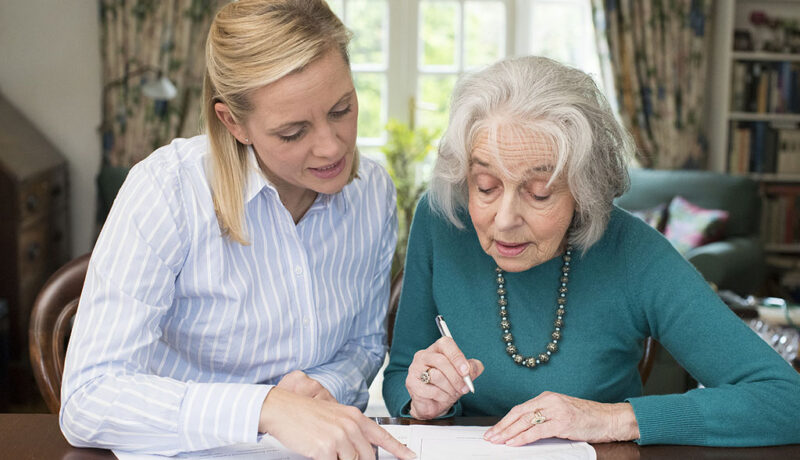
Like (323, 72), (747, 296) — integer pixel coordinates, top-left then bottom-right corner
(616, 168), (765, 296)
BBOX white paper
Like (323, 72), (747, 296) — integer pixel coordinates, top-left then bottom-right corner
(114, 425), (594, 460)
(380, 425), (595, 460)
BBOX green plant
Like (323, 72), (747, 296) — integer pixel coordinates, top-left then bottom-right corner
(381, 119), (439, 276)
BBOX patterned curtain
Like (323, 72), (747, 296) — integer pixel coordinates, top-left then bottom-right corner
(99, 0), (228, 167)
(592, 0), (713, 169)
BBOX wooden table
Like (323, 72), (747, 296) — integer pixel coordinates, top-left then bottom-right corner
(2, 413), (799, 459)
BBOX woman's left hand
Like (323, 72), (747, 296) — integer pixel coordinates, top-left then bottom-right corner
(276, 370), (336, 402)
(483, 391), (640, 445)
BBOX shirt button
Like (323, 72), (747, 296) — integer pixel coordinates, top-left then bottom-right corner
(294, 266), (303, 275)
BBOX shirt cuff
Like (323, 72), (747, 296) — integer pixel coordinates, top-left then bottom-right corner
(180, 382), (272, 452)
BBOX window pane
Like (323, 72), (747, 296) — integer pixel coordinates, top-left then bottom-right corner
(464, 1), (505, 69)
(416, 74), (457, 135)
(354, 72), (385, 139)
(347, 0), (386, 66)
(529, 2), (586, 67)
(328, 0), (343, 19)
(419, 1), (459, 69)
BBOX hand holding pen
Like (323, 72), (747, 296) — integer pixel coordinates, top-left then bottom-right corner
(404, 314), (484, 420)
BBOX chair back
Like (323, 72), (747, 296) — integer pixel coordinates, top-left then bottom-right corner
(386, 268), (657, 385)
(29, 253), (90, 413)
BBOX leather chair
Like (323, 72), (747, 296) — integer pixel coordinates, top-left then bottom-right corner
(29, 253), (90, 413)
(387, 268), (656, 385)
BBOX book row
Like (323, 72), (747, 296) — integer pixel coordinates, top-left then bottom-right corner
(728, 121), (800, 174)
(730, 61), (800, 114)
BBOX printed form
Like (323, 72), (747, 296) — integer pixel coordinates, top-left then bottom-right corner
(114, 425), (595, 460)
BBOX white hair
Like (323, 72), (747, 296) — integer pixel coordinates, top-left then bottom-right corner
(429, 56), (634, 251)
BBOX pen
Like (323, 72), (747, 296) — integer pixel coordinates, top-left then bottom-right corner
(435, 314), (475, 393)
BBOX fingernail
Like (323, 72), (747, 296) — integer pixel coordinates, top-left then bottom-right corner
(483, 431), (492, 440)
(461, 385), (469, 394)
(506, 438), (518, 446)
(460, 364), (469, 374)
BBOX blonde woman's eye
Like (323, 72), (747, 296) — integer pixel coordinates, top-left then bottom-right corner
(532, 193), (551, 201)
(278, 129), (305, 143)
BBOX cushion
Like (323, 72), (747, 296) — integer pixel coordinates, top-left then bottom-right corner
(631, 203), (668, 233)
(663, 196), (729, 255)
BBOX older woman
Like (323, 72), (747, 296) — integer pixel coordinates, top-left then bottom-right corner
(383, 56), (800, 446)
(60, 1), (414, 459)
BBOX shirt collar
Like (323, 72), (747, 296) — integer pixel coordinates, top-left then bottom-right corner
(243, 145), (349, 215)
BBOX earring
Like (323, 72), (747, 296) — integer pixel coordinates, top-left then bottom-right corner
(244, 138), (249, 144)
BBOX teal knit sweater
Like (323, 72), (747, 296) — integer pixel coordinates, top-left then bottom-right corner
(383, 195), (800, 446)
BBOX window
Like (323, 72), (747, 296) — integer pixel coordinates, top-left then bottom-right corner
(331, 0), (608, 154)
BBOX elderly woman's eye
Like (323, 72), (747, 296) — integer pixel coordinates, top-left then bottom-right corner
(532, 194), (551, 201)
(477, 186), (495, 194)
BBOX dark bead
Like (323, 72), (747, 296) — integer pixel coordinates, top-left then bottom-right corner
(498, 298), (507, 306)
(502, 332), (513, 342)
(538, 353), (549, 363)
(557, 298), (566, 305)
(554, 318), (564, 327)
(495, 267), (503, 273)
(547, 342), (558, 352)
(559, 286), (568, 293)
(513, 354), (524, 364)
(497, 287), (507, 295)
(500, 319), (511, 329)
(496, 276), (505, 284)
(524, 357), (536, 367)
(552, 330), (562, 340)
(506, 344), (517, 355)
(562, 266), (570, 272)
(556, 308), (565, 316)
(564, 255), (571, 262)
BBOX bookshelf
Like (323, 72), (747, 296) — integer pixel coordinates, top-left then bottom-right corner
(708, 1), (800, 298)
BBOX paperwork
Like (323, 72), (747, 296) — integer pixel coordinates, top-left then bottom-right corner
(380, 425), (595, 460)
(114, 425), (595, 460)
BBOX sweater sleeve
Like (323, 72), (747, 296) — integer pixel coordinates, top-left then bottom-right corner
(382, 195), (463, 417)
(622, 224), (800, 446)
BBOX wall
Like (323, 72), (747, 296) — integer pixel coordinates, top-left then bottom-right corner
(0, 1), (102, 256)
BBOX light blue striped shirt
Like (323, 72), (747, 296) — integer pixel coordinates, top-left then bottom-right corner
(60, 135), (397, 455)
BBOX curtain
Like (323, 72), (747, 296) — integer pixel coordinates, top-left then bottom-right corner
(592, 0), (713, 169)
(99, 0), (227, 167)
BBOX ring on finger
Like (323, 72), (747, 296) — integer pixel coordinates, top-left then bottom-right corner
(530, 409), (547, 425)
(419, 368), (432, 384)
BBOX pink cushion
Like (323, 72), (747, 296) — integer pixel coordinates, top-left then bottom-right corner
(663, 196), (729, 255)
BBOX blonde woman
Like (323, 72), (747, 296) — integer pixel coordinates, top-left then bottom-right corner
(60, 1), (414, 459)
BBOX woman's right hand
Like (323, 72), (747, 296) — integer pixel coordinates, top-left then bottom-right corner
(259, 387), (416, 460)
(405, 337), (484, 420)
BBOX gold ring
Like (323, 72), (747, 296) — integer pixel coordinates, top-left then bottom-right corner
(531, 409), (546, 425)
(419, 369), (431, 384)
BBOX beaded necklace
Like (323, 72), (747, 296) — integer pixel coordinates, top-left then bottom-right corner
(496, 245), (572, 368)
